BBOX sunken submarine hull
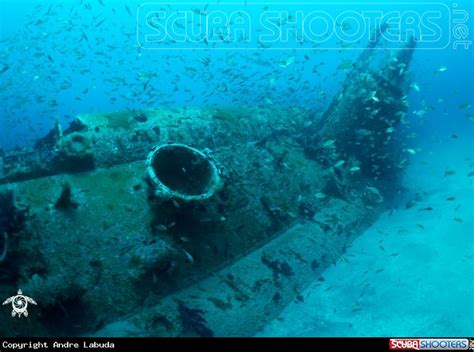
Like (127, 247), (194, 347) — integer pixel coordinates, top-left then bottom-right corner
(0, 39), (416, 337)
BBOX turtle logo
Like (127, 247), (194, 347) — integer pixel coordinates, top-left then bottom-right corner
(2, 289), (37, 317)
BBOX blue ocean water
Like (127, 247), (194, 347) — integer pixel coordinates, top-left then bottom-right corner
(0, 0), (473, 337)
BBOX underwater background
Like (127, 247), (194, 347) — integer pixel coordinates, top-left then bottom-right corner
(0, 0), (473, 337)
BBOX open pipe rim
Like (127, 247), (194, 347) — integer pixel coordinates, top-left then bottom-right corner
(146, 143), (222, 201)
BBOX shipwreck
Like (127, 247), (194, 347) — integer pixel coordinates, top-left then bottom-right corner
(0, 28), (416, 336)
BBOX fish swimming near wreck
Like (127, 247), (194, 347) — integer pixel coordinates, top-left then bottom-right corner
(0, 63), (9, 74)
(0, 0), (471, 341)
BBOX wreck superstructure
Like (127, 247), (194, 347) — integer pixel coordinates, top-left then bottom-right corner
(0, 33), (416, 336)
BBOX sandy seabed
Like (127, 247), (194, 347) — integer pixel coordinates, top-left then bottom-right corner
(258, 140), (474, 337)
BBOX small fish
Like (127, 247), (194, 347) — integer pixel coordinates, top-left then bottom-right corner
(0, 63), (9, 74)
(446, 197), (456, 201)
(334, 160), (345, 168)
(264, 97), (274, 105)
(375, 268), (384, 274)
(459, 103), (472, 110)
(418, 207), (433, 211)
(414, 110), (427, 117)
(45, 3), (54, 15)
(370, 109), (380, 117)
(355, 129), (372, 137)
(337, 60), (353, 71)
(279, 56), (295, 68)
(386, 127), (395, 134)
(368, 91), (379, 103)
(340, 255), (350, 263)
(47, 99), (58, 107)
(416, 224), (425, 229)
(349, 166), (361, 172)
(366, 186), (381, 195)
(156, 225), (167, 231)
(454, 217), (463, 223)
(315, 192), (326, 199)
(95, 19), (105, 27)
(406, 148), (416, 155)
(322, 139), (335, 148)
(138, 71), (157, 81)
(410, 83), (421, 92)
(268, 77), (277, 86)
(435, 65), (448, 74)
(124, 4), (133, 16)
(183, 250), (194, 264)
(444, 168), (456, 177)
(191, 7), (207, 16)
